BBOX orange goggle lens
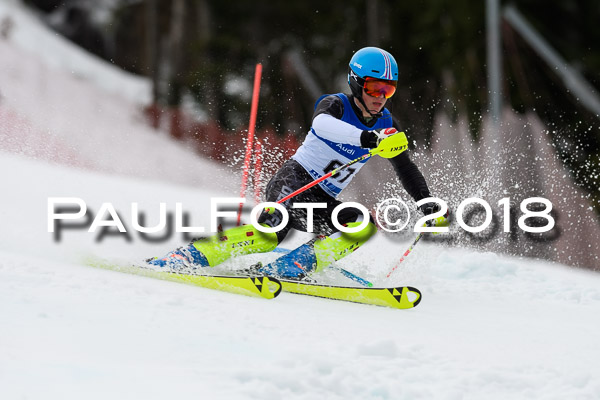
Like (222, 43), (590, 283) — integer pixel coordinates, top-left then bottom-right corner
(363, 78), (397, 99)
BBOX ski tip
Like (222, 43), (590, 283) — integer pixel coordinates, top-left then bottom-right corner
(387, 286), (422, 309)
(405, 286), (422, 308)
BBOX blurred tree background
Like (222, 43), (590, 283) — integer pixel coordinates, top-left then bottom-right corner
(24, 0), (600, 212)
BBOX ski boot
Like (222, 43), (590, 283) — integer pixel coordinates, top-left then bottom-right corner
(147, 224), (278, 270)
(258, 242), (317, 280)
(146, 244), (208, 270)
(251, 222), (377, 281)
(249, 220), (377, 280)
(239, 242), (317, 281)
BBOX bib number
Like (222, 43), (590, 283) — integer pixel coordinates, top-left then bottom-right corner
(324, 160), (356, 183)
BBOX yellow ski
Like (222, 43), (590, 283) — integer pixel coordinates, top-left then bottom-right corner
(280, 280), (421, 309)
(87, 261), (282, 299)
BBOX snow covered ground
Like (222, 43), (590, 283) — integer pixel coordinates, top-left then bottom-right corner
(2, 150), (600, 400)
(1, 1), (600, 399)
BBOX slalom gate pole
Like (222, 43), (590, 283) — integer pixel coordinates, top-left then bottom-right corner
(253, 140), (263, 205)
(237, 63), (263, 226)
(385, 232), (423, 278)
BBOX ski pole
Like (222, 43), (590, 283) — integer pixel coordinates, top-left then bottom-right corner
(333, 266), (373, 287)
(384, 210), (450, 278)
(385, 232), (423, 278)
(277, 133), (408, 205)
(277, 151), (373, 204)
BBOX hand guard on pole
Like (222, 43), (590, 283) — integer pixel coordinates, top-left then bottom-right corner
(361, 127), (400, 149)
(372, 130), (408, 158)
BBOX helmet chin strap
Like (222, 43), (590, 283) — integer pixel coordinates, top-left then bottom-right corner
(357, 94), (383, 119)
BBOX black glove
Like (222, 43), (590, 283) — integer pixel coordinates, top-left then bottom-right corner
(418, 202), (450, 227)
(418, 202), (441, 216)
(360, 128), (398, 149)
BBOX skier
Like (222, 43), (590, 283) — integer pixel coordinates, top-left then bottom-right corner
(148, 46), (446, 279)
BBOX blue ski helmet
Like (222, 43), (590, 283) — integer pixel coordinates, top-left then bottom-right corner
(348, 47), (398, 98)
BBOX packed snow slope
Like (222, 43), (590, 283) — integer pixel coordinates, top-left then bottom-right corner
(1, 152), (600, 400)
(1, 1), (600, 399)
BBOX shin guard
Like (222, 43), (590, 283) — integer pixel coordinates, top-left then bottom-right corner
(192, 224), (278, 267)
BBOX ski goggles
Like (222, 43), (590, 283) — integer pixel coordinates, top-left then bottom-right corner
(363, 77), (397, 99)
